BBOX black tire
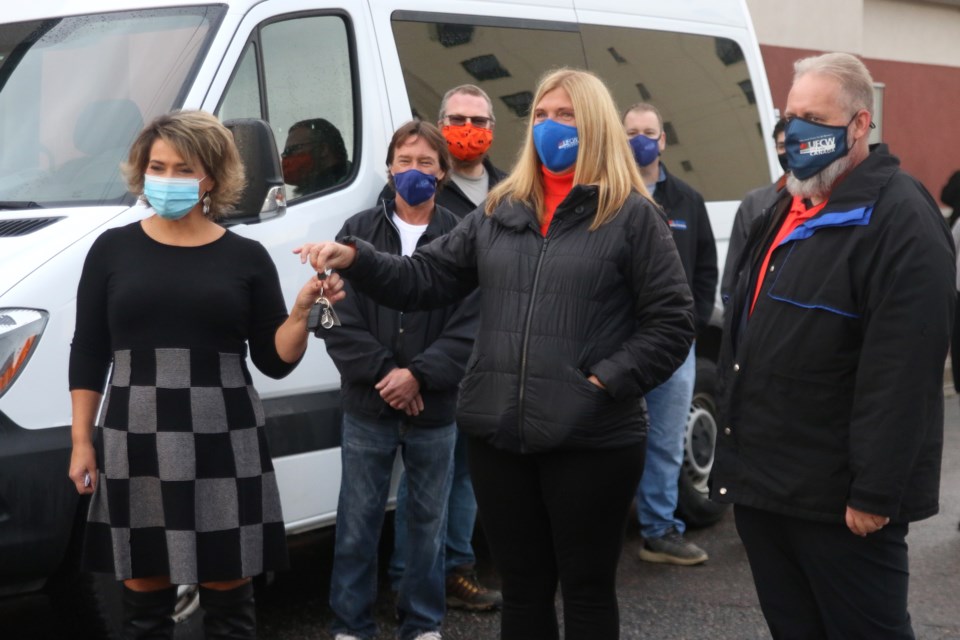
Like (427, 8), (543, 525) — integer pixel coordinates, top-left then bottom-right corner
(675, 357), (729, 529)
(46, 501), (204, 639)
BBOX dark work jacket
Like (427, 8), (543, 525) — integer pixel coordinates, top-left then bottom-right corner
(377, 157), (507, 219)
(324, 200), (479, 427)
(342, 186), (695, 453)
(653, 166), (718, 330)
(713, 145), (956, 523)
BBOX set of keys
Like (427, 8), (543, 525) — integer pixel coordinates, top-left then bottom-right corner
(307, 270), (341, 333)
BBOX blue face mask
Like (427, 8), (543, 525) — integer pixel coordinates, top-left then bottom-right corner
(393, 169), (437, 206)
(629, 134), (660, 167)
(533, 119), (579, 173)
(143, 174), (206, 220)
(784, 116), (854, 180)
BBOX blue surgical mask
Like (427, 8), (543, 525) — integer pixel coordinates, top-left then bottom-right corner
(784, 116), (854, 180)
(629, 134), (660, 167)
(393, 169), (437, 206)
(143, 174), (206, 220)
(533, 119), (579, 173)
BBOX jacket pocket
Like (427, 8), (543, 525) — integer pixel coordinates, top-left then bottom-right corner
(765, 243), (861, 319)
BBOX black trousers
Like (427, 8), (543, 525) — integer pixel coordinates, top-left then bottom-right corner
(734, 505), (915, 640)
(467, 436), (645, 640)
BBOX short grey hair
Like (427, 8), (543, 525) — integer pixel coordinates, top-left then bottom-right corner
(438, 84), (495, 123)
(794, 52), (874, 116)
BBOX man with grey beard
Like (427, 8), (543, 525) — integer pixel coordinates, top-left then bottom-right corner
(712, 52), (955, 639)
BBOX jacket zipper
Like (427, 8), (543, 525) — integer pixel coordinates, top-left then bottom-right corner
(516, 227), (554, 453)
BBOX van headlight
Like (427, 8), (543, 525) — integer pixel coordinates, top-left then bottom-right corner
(0, 309), (48, 400)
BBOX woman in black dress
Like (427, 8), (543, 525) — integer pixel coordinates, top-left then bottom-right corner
(67, 110), (338, 639)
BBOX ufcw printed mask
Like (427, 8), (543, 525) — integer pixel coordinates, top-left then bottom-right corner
(784, 115), (856, 180)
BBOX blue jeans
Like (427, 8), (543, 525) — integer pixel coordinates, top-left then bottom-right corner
(636, 345), (695, 539)
(390, 430), (476, 587)
(329, 412), (456, 640)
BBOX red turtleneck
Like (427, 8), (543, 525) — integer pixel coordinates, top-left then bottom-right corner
(540, 166), (575, 236)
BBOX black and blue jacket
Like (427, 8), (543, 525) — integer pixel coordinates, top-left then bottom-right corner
(713, 144), (956, 523)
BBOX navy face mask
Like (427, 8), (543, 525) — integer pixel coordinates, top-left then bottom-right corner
(784, 115), (855, 180)
(533, 119), (579, 173)
(393, 169), (437, 206)
(629, 134), (660, 167)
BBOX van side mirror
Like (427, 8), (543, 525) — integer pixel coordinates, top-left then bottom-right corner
(222, 118), (286, 225)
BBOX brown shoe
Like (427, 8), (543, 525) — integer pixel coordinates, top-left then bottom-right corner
(445, 568), (502, 612)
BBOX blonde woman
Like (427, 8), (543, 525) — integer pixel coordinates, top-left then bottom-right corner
(68, 111), (331, 639)
(297, 69), (693, 640)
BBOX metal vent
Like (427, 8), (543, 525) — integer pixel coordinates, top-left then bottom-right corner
(0, 217), (64, 237)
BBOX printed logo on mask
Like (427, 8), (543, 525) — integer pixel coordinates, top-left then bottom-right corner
(799, 136), (838, 157)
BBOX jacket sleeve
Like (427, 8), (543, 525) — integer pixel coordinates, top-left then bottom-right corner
(722, 194), (756, 305)
(589, 198), (696, 399)
(691, 193), (718, 329)
(407, 290), (480, 391)
(343, 209), (481, 311)
(846, 187), (956, 518)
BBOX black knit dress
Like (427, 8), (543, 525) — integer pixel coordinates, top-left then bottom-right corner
(69, 222), (294, 584)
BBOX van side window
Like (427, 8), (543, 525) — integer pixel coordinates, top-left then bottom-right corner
(579, 25), (768, 201)
(391, 17), (586, 172)
(217, 14), (356, 202)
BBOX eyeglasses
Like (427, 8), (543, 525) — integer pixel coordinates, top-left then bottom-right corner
(444, 115), (494, 129)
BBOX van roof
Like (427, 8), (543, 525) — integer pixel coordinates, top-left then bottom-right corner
(7, 0), (751, 30)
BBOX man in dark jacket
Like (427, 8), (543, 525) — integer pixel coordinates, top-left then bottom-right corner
(714, 52), (955, 639)
(324, 120), (479, 640)
(384, 85), (505, 612)
(623, 102), (717, 565)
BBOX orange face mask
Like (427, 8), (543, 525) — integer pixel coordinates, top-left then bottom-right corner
(442, 123), (493, 162)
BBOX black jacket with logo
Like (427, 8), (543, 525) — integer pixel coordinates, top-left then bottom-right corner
(653, 167), (718, 330)
(342, 186), (695, 453)
(323, 200), (479, 427)
(713, 145), (955, 523)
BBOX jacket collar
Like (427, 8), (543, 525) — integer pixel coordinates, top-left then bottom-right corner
(493, 184), (598, 231)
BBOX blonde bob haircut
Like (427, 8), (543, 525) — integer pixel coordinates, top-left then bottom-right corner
(123, 110), (245, 221)
(485, 68), (648, 229)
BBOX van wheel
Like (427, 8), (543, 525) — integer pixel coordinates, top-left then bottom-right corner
(676, 357), (729, 529)
(46, 506), (204, 639)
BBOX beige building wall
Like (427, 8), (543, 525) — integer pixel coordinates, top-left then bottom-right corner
(746, 0), (960, 67)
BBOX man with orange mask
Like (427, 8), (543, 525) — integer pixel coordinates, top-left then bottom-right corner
(381, 85), (505, 612)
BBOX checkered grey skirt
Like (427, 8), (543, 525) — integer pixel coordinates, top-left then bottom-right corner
(82, 348), (288, 584)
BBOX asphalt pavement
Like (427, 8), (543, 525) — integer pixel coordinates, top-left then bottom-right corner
(4, 398), (960, 639)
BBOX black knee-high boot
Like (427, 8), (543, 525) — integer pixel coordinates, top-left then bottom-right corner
(122, 586), (177, 640)
(199, 582), (256, 640)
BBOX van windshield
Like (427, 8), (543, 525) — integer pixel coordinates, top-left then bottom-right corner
(0, 7), (224, 209)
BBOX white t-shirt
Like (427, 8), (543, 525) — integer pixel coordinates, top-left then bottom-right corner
(392, 213), (429, 257)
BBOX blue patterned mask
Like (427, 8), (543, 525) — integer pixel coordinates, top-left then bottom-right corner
(533, 120), (579, 173)
(784, 116), (853, 180)
(143, 174), (205, 220)
(629, 134), (660, 167)
(393, 169), (437, 206)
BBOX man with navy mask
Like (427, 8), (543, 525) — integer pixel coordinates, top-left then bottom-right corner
(323, 120), (479, 640)
(623, 103), (717, 566)
(713, 52), (955, 638)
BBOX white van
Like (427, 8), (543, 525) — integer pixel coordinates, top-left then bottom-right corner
(0, 0), (777, 635)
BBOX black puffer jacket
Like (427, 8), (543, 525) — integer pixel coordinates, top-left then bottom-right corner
(323, 200), (479, 427)
(342, 186), (695, 453)
(713, 145), (955, 523)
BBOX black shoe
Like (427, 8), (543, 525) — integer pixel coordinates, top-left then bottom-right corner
(638, 527), (708, 566)
(445, 567), (502, 612)
(122, 586), (177, 640)
(199, 582), (256, 640)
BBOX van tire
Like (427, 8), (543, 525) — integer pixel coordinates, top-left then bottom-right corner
(676, 357), (729, 529)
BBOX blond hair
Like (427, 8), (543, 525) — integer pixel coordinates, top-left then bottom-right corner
(123, 110), (245, 220)
(485, 68), (647, 229)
